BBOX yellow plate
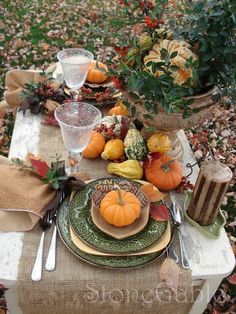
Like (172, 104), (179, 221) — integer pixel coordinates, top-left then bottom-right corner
(70, 222), (171, 256)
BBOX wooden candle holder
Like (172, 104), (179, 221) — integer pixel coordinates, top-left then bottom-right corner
(187, 160), (232, 226)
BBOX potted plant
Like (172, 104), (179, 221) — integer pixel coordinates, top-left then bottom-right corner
(107, 0), (236, 131)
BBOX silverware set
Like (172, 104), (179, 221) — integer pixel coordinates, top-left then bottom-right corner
(169, 194), (191, 270)
(31, 190), (190, 281)
(31, 209), (58, 281)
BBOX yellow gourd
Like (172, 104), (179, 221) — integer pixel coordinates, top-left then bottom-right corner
(101, 139), (124, 160)
(147, 133), (171, 154)
(107, 160), (143, 180)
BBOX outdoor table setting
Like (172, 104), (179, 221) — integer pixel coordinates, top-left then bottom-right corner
(0, 1), (236, 312)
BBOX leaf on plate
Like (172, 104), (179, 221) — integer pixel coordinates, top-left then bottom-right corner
(143, 152), (163, 168)
(28, 154), (49, 178)
(150, 203), (169, 221)
(140, 183), (165, 202)
(159, 257), (181, 293)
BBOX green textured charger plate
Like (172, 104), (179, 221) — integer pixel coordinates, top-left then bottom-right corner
(57, 197), (166, 268)
(183, 192), (226, 239)
(69, 178), (168, 254)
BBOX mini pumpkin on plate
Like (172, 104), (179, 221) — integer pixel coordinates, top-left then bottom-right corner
(99, 189), (141, 227)
(86, 61), (108, 84)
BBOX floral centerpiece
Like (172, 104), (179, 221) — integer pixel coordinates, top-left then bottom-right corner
(105, 0), (235, 131)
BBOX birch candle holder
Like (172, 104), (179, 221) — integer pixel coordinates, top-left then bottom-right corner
(187, 160), (232, 226)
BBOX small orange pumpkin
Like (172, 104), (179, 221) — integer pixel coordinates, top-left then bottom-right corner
(108, 101), (129, 116)
(86, 61), (108, 83)
(145, 155), (183, 191)
(83, 131), (105, 159)
(100, 189), (141, 227)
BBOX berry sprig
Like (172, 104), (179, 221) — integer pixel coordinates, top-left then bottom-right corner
(175, 176), (194, 192)
(96, 123), (116, 139)
(33, 82), (55, 99)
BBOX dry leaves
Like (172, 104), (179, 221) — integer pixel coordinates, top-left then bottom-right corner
(159, 258), (182, 294)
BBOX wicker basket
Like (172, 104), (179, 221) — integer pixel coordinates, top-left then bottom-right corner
(123, 86), (218, 131)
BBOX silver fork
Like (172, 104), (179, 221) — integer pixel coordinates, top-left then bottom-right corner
(171, 199), (191, 270)
(45, 192), (65, 271)
(31, 211), (52, 281)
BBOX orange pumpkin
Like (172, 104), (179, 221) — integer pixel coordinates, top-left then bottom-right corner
(83, 131), (105, 159)
(108, 101), (129, 116)
(86, 61), (108, 83)
(99, 189), (141, 227)
(145, 155), (183, 191)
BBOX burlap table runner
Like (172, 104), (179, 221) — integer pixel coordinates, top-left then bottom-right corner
(16, 122), (194, 314)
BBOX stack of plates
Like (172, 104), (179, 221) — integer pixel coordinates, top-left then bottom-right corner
(82, 80), (121, 106)
(57, 178), (173, 269)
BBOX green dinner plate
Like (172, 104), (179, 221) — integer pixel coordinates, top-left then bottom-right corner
(68, 178), (168, 254)
(57, 197), (167, 269)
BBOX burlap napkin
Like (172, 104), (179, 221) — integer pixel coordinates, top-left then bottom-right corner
(4, 69), (61, 110)
(0, 156), (55, 232)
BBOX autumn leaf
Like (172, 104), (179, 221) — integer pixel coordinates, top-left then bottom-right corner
(26, 152), (40, 161)
(143, 152), (163, 168)
(150, 203), (169, 221)
(28, 155), (49, 178)
(42, 43), (49, 51)
(159, 257), (181, 293)
(140, 183), (165, 202)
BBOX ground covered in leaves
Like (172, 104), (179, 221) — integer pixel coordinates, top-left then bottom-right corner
(0, 1), (235, 313)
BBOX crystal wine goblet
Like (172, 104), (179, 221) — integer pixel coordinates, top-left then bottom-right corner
(57, 48), (94, 99)
(54, 102), (102, 174)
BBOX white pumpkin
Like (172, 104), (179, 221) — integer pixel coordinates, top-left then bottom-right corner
(144, 39), (198, 86)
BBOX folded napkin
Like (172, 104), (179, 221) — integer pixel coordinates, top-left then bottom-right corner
(4, 69), (61, 110)
(0, 156), (55, 232)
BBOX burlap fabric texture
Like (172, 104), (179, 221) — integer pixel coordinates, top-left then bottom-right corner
(0, 155), (55, 231)
(16, 122), (194, 314)
(4, 69), (61, 113)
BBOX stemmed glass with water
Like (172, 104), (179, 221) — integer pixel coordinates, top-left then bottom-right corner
(55, 102), (101, 174)
(57, 48), (94, 99)
(56, 48), (101, 174)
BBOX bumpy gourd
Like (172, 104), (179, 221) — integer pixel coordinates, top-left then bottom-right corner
(83, 131), (105, 159)
(101, 139), (124, 160)
(107, 160), (143, 180)
(99, 189), (141, 227)
(144, 39), (198, 86)
(86, 61), (108, 83)
(147, 132), (171, 154)
(124, 129), (147, 161)
(145, 155), (183, 191)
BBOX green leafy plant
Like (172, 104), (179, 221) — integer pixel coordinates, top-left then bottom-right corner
(106, 0), (236, 118)
(178, 0), (236, 98)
